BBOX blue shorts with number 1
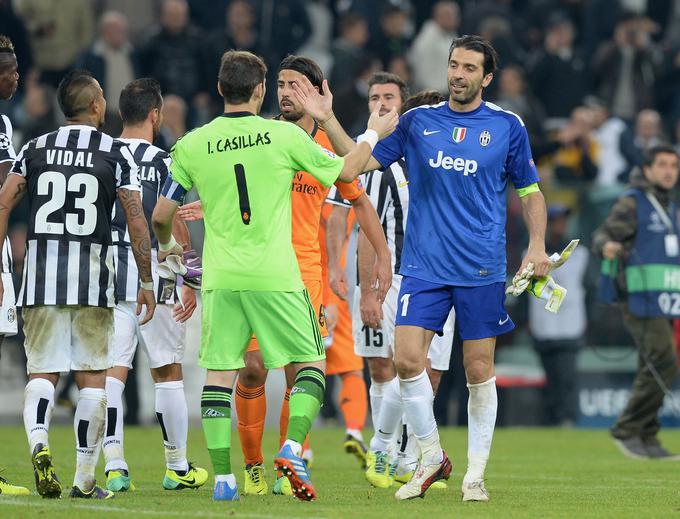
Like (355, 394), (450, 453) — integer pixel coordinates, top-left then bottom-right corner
(395, 275), (514, 341)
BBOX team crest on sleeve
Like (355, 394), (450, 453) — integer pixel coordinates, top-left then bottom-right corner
(479, 130), (491, 147)
(451, 127), (467, 143)
(0, 133), (10, 150)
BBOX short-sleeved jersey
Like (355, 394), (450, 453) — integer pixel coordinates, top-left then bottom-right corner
(168, 112), (344, 291)
(372, 101), (539, 286)
(292, 124), (363, 283)
(0, 114), (16, 273)
(11, 125), (140, 307)
(328, 159), (409, 277)
(0, 114), (16, 165)
(112, 138), (171, 303)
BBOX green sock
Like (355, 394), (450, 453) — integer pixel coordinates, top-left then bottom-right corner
(287, 367), (326, 444)
(201, 385), (232, 474)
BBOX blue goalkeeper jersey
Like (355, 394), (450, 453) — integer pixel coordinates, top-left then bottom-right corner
(372, 100), (539, 286)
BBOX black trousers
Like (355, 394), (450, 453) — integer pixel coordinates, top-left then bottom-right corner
(611, 310), (678, 440)
(534, 339), (581, 425)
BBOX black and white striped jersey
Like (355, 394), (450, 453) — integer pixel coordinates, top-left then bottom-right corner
(327, 159), (409, 275)
(11, 125), (141, 308)
(112, 138), (172, 303)
(0, 114), (16, 274)
(0, 114), (16, 165)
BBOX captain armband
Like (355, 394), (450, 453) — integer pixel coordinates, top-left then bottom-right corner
(516, 183), (540, 198)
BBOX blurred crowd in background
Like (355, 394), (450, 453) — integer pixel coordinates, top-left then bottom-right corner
(1, 0), (680, 426)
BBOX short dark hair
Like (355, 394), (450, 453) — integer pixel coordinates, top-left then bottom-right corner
(368, 72), (409, 103)
(56, 69), (98, 118)
(0, 34), (14, 53)
(448, 35), (498, 76)
(278, 55), (324, 93)
(218, 50), (267, 104)
(401, 89), (446, 115)
(644, 144), (679, 168)
(119, 78), (163, 125)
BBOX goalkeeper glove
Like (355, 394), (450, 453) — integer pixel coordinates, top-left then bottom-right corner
(526, 275), (568, 313)
(505, 239), (579, 313)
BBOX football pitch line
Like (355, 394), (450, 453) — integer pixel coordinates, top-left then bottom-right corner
(0, 499), (324, 519)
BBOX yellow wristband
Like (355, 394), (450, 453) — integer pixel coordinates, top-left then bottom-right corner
(517, 183), (540, 197)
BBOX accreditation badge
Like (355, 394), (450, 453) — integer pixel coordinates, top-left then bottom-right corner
(665, 234), (679, 257)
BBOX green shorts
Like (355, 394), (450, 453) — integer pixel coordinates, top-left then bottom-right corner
(199, 288), (326, 370)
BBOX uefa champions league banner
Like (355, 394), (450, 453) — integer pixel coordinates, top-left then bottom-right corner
(578, 372), (680, 428)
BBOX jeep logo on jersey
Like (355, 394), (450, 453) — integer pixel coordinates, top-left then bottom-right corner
(428, 151), (478, 176)
(452, 127), (466, 143)
(479, 130), (491, 147)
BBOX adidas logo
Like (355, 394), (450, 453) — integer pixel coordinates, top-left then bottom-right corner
(202, 408), (225, 418)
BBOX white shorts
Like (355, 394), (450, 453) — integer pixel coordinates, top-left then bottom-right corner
(353, 275), (454, 370)
(23, 305), (113, 373)
(0, 272), (17, 336)
(112, 302), (185, 369)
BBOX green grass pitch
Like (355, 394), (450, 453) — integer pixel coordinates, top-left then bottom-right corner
(0, 426), (678, 518)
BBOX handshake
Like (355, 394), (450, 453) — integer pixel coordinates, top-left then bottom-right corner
(506, 239), (579, 313)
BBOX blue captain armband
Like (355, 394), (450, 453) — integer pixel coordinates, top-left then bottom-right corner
(161, 174), (189, 203)
(516, 183), (540, 197)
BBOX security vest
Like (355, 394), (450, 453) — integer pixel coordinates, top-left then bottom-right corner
(625, 188), (680, 317)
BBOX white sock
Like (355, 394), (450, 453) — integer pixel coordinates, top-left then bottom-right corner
(400, 370), (442, 465)
(399, 422), (420, 464)
(103, 376), (128, 473)
(370, 376), (402, 452)
(23, 378), (55, 454)
(465, 377), (497, 484)
(368, 379), (387, 430)
(155, 380), (189, 472)
(74, 387), (107, 491)
(283, 439), (302, 457)
(346, 427), (363, 441)
(215, 474), (236, 486)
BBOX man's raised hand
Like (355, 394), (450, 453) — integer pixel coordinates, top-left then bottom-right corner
(367, 102), (399, 140)
(291, 75), (334, 123)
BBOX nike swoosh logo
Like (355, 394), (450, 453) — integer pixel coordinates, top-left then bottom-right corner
(498, 315), (510, 325)
(423, 129), (440, 136)
(398, 180), (409, 187)
(378, 429), (390, 435)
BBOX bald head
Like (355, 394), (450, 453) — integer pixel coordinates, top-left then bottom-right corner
(100, 11), (129, 49)
(162, 0), (189, 34)
(636, 109), (661, 140)
(433, 1), (460, 32)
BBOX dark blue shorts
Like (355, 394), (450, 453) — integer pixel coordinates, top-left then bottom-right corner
(395, 276), (514, 341)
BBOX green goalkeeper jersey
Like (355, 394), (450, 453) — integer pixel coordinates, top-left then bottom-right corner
(170, 112), (344, 291)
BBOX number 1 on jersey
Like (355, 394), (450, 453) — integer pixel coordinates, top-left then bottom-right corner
(234, 163), (251, 225)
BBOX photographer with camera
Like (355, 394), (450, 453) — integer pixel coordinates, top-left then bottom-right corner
(592, 11), (659, 121)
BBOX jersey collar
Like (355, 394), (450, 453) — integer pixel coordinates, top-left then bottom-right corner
(222, 111), (256, 118)
(445, 100), (486, 116)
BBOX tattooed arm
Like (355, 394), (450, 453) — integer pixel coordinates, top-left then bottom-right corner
(0, 174), (26, 302)
(119, 187), (156, 324)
